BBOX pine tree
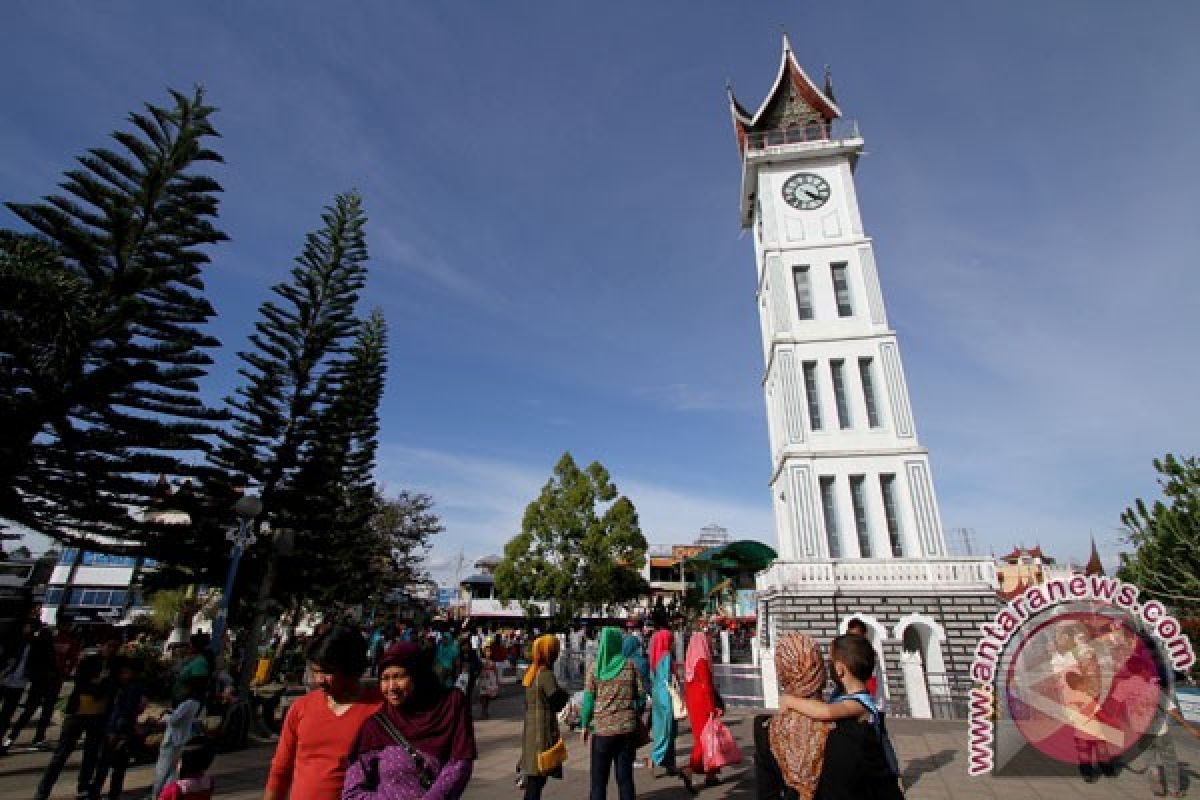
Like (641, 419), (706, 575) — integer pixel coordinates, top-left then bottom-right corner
(0, 88), (226, 548)
(203, 191), (370, 680)
(277, 308), (389, 605)
(209, 191), (368, 515)
(1118, 454), (1200, 615)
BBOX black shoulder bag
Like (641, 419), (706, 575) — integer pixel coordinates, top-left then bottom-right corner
(371, 711), (436, 790)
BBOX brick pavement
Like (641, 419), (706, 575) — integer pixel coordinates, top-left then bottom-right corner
(2, 685), (1195, 799)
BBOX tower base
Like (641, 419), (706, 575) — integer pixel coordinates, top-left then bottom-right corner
(756, 559), (998, 718)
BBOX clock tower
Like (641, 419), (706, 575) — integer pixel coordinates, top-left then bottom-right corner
(731, 37), (997, 716)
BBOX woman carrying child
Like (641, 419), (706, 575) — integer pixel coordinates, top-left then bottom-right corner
(774, 633), (903, 800)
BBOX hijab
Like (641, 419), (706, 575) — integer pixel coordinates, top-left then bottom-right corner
(593, 627), (627, 681)
(354, 642), (477, 763)
(684, 632), (712, 682)
(622, 634), (651, 688)
(649, 630), (673, 672)
(522, 634), (560, 687)
(768, 634), (831, 800)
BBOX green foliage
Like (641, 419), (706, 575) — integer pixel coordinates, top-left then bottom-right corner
(495, 452), (648, 628)
(192, 191), (390, 617)
(276, 308), (390, 605)
(121, 638), (174, 702)
(148, 587), (205, 633)
(369, 489), (443, 593)
(1117, 454), (1200, 615)
(0, 88), (226, 548)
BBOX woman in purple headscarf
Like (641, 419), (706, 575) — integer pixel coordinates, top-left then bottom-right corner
(342, 642), (477, 800)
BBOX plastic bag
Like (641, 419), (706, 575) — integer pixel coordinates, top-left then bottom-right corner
(701, 716), (742, 771)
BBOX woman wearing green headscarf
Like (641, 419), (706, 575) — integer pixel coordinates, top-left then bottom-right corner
(579, 627), (646, 800)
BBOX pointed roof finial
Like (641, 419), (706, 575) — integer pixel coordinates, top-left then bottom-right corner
(1084, 536), (1105, 576)
(823, 64), (837, 103)
(781, 25), (792, 53)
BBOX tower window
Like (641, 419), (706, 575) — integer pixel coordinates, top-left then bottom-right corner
(858, 357), (881, 428)
(831, 360), (851, 429)
(819, 476), (841, 558)
(831, 263), (853, 317)
(802, 361), (822, 430)
(792, 266), (813, 320)
(850, 475), (872, 558)
(880, 474), (903, 557)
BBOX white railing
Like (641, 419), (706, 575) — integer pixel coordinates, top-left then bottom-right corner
(744, 119), (861, 152)
(757, 558), (997, 593)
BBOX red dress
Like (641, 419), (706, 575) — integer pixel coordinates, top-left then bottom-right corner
(684, 657), (718, 773)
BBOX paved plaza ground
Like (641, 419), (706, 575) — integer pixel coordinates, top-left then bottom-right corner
(2, 684), (1195, 800)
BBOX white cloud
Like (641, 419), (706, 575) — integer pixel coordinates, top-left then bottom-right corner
(373, 228), (494, 306)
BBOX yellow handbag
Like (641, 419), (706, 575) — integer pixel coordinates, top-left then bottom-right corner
(537, 736), (568, 773)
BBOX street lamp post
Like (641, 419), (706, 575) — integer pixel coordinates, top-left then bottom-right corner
(210, 494), (263, 664)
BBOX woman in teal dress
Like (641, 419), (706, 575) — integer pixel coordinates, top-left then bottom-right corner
(647, 630), (687, 786)
(622, 635), (652, 768)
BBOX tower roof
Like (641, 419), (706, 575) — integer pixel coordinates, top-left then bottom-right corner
(1084, 537), (1105, 576)
(729, 34), (842, 153)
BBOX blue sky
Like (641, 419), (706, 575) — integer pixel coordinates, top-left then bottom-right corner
(4, 3), (1197, 583)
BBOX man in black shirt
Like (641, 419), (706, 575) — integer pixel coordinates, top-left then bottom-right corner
(35, 637), (121, 800)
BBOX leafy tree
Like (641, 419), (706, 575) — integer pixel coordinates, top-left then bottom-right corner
(365, 489), (443, 603)
(1118, 453), (1200, 615)
(149, 586), (214, 634)
(495, 452), (648, 628)
(0, 88), (226, 548)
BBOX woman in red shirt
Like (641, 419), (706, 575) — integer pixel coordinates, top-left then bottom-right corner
(682, 632), (724, 789)
(264, 627), (382, 800)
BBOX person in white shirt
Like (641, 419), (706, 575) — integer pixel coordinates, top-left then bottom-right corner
(151, 675), (207, 800)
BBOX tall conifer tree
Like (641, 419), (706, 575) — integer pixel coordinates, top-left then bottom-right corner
(0, 89), (226, 547)
(204, 192), (371, 674)
(277, 307), (389, 604)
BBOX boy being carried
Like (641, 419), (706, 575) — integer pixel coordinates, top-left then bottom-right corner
(779, 635), (902, 800)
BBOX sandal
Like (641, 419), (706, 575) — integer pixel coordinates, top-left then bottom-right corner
(679, 769), (698, 795)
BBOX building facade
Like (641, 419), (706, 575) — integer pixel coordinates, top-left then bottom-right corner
(729, 37), (997, 717)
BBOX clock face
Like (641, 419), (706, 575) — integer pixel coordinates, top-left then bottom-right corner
(782, 172), (831, 211)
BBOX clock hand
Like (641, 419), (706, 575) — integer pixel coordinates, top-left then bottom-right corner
(804, 190), (821, 200)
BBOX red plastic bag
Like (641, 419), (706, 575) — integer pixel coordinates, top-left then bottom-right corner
(701, 715), (743, 771)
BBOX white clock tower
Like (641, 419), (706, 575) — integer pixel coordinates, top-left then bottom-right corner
(731, 37), (997, 716)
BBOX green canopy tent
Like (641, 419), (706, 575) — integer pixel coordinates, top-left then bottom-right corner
(683, 540), (777, 615)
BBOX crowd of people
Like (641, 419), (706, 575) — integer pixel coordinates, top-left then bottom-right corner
(6, 609), (1194, 800)
(0, 613), (904, 800)
(0, 619), (215, 800)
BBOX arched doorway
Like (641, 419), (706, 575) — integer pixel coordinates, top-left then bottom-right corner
(894, 615), (948, 719)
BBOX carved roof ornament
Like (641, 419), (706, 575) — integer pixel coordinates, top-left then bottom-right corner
(728, 32), (842, 154)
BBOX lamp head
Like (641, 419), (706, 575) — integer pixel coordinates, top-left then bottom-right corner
(234, 494), (263, 520)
